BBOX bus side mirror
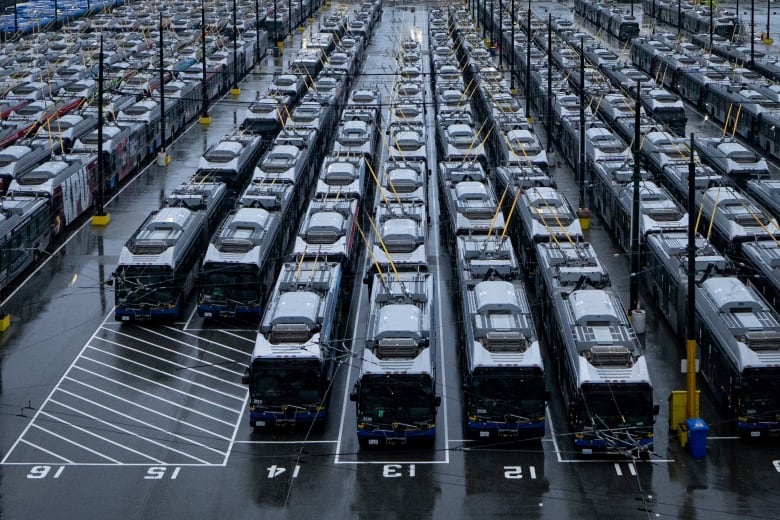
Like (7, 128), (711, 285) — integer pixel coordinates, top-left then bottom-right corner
(435, 396), (441, 407)
(241, 368), (250, 385)
(349, 383), (358, 402)
(653, 404), (660, 416)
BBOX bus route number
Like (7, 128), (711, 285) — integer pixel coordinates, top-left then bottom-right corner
(27, 466), (64, 479)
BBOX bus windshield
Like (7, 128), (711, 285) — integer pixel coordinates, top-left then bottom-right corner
(249, 362), (322, 405)
(741, 373), (780, 419)
(581, 383), (654, 428)
(200, 264), (260, 303)
(470, 371), (546, 418)
(116, 265), (176, 305)
(359, 375), (434, 423)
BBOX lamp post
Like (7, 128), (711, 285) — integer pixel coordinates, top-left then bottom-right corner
(91, 35), (110, 226)
(255, 0), (261, 61)
(158, 11), (169, 166)
(751, 0), (755, 64)
(490, 0), (494, 45)
(766, 0), (771, 42)
(231, 0), (240, 95)
(510, 0), (515, 93)
(200, 0), (211, 124)
(547, 12), (552, 152)
(498, 0), (503, 69)
(630, 81), (642, 314)
(525, 6), (530, 116)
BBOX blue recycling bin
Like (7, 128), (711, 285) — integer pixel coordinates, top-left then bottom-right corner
(685, 418), (708, 458)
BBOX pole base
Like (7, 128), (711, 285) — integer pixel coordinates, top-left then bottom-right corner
(91, 213), (111, 226)
(199, 115), (212, 125)
(230, 87), (241, 96)
(577, 207), (591, 230)
(298, 26), (305, 33)
(0, 313), (10, 332)
(156, 152), (170, 167)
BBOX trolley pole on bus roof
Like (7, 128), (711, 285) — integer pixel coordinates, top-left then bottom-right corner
(200, 0), (211, 125)
(158, 11), (169, 167)
(629, 81), (641, 315)
(92, 35), (110, 226)
(686, 133), (698, 420)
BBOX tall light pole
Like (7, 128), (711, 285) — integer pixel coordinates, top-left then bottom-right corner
(751, 0), (755, 64)
(498, 0), (503, 69)
(525, 6), (531, 116)
(255, 0), (261, 62)
(91, 35), (110, 226)
(231, 0), (240, 95)
(510, 0), (515, 93)
(630, 81), (642, 314)
(158, 11), (169, 166)
(200, 0), (211, 124)
(547, 12), (552, 152)
(766, 0), (771, 41)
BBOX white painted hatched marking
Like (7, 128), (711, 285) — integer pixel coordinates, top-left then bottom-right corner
(117, 325), (250, 371)
(91, 337), (247, 389)
(38, 411), (163, 463)
(19, 439), (74, 464)
(78, 354), (244, 412)
(82, 346), (246, 401)
(70, 366), (237, 427)
(161, 325), (255, 355)
(48, 398), (209, 464)
(61, 378), (233, 442)
(30, 423), (121, 463)
(51, 393), (217, 463)
(98, 330), (247, 379)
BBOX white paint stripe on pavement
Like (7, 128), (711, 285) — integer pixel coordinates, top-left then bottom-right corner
(31, 423), (121, 463)
(83, 346), (245, 401)
(62, 377), (233, 442)
(70, 365), (237, 427)
(79, 354), (243, 412)
(49, 398), (211, 464)
(39, 410), (163, 464)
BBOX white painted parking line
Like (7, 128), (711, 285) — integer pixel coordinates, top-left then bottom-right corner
(49, 398), (211, 464)
(83, 346), (245, 401)
(102, 329), (247, 378)
(70, 366), (237, 427)
(38, 411), (163, 464)
(31, 423), (121, 463)
(53, 390), (223, 461)
(162, 325), (255, 355)
(0, 310), (115, 465)
(79, 355), (243, 412)
(233, 440), (339, 444)
(91, 337), (246, 389)
(61, 378), (233, 442)
(19, 439), (74, 464)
